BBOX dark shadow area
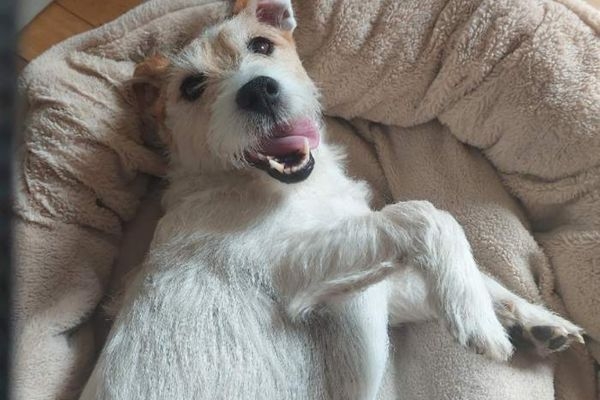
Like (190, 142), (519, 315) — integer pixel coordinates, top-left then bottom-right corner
(0, 0), (16, 398)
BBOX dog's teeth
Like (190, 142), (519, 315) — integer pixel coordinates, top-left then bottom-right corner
(300, 141), (310, 163)
(259, 138), (312, 176)
(302, 138), (310, 156)
(268, 158), (285, 173)
(301, 152), (310, 165)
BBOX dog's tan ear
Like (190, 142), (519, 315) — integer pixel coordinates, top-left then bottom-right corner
(131, 54), (170, 117)
(233, 0), (296, 32)
(131, 54), (172, 148)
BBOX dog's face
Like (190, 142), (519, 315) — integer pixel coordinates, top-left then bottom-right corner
(134, 0), (321, 184)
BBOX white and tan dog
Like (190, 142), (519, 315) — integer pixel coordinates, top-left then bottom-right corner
(80, 1), (583, 399)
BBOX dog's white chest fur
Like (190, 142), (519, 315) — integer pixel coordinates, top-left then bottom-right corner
(82, 155), (389, 400)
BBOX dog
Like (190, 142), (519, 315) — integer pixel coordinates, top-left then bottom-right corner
(80, 1), (583, 399)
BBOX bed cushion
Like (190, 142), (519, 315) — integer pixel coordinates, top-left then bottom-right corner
(13, 1), (600, 399)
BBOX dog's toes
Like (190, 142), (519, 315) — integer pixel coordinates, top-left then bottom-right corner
(465, 332), (514, 361)
(446, 310), (514, 362)
(500, 302), (584, 357)
(526, 324), (584, 355)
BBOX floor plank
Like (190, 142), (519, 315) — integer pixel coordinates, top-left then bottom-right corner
(57, 0), (141, 27)
(19, 3), (92, 61)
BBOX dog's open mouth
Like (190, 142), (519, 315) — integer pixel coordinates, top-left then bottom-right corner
(247, 118), (320, 184)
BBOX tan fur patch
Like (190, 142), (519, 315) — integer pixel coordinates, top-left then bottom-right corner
(134, 54), (170, 81)
(233, 0), (250, 14)
(133, 54), (171, 146)
(213, 29), (241, 66)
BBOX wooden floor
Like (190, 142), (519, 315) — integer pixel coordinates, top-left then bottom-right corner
(18, 0), (141, 68)
(17, 0), (600, 71)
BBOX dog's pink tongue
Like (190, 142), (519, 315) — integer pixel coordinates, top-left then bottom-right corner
(259, 119), (320, 156)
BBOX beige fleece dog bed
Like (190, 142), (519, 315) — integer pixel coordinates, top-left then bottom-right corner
(13, 0), (600, 399)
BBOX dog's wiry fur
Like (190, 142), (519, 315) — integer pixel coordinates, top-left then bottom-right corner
(80, 1), (583, 399)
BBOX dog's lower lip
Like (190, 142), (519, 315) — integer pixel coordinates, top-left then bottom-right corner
(260, 153), (315, 184)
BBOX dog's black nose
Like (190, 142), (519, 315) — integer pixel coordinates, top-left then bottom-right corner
(236, 76), (280, 115)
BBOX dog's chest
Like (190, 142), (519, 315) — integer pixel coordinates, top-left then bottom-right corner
(102, 177), (379, 399)
(276, 183), (371, 229)
(104, 262), (379, 400)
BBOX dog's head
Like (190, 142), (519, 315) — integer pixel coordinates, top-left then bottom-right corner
(133, 0), (321, 184)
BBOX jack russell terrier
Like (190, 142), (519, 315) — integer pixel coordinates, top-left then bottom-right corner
(80, 1), (583, 399)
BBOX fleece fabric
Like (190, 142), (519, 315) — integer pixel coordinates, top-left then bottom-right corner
(13, 0), (600, 399)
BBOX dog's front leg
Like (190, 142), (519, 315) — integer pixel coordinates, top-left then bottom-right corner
(274, 210), (400, 319)
(276, 200), (513, 360)
(387, 267), (584, 356)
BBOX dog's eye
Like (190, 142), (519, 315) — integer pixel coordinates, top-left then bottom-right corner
(248, 37), (274, 56)
(180, 74), (207, 101)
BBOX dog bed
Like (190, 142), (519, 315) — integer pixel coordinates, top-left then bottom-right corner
(13, 0), (600, 399)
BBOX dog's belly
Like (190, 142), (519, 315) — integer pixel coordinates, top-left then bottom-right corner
(86, 265), (388, 400)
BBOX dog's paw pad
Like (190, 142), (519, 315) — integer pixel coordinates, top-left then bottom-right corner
(504, 306), (585, 356)
(527, 324), (583, 354)
(531, 325), (557, 341)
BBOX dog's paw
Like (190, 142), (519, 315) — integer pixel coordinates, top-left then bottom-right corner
(440, 268), (514, 361)
(443, 290), (514, 361)
(447, 312), (514, 361)
(497, 300), (584, 357)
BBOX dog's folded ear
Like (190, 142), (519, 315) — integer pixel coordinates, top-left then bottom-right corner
(131, 54), (170, 114)
(130, 54), (171, 148)
(234, 0), (296, 32)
